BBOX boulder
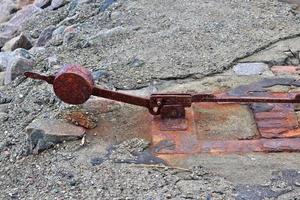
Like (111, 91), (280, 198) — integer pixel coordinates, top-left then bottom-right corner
(26, 119), (85, 154)
(1, 33), (32, 52)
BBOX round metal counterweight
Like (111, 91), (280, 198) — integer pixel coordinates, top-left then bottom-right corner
(53, 64), (94, 104)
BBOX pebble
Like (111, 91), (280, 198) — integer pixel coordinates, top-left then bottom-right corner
(48, 0), (68, 10)
(1, 33), (32, 52)
(127, 57), (145, 68)
(233, 62), (269, 76)
(34, 0), (51, 8)
(26, 119), (86, 154)
(92, 70), (110, 80)
(0, 112), (8, 122)
(294, 181), (300, 187)
(100, 0), (117, 12)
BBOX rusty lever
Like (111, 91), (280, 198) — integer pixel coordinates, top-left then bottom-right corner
(24, 65), (300, 117)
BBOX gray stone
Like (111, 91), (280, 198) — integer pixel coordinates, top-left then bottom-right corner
(14, 48), (34, 59)
(127, 57), (145, 68)
(1, 33), (32, 52)
(0, 112), (8, 122)
(4, 56), (34, 84)
(0, 52), (14, 71)
(26, 119), (85, 154)
(48, 0), (69, 10)
(92, 70), (110, 80)
(36, 25), (56, 47)
(0, 49), (34, 84)
(52, 26), (66, 36)
(233, 62), (269, 76)
(100, 0), (117, 12)
(0, 104), (9, 113)
(34, 0), (51, 8)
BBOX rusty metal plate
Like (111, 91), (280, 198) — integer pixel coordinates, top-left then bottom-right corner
(149, 99), (300, 155)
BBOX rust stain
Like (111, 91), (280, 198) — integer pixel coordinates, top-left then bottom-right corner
(154, 138), (300, 154)
(271, 66), (300, 75)
(24, 66), (300, 156)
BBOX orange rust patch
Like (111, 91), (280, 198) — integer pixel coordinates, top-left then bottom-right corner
(149, 99), (300, 156)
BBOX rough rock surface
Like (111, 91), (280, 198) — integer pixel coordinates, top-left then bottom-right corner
(22, 0), (300, 89)
(233, 62), (270, 76)
(0, 48), (34, 84)
(1, 33), (32, 51)
(26, 119), (85, 154)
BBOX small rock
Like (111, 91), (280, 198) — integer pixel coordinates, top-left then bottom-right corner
(0, 104), (9, 112)
(26, 119), (85, 154)
(53, 26), (66, 36)
(0, 112), (8, 122)
(67, 0), (78, 12)
(233, 63), (269, 76)
(36, 25), (56, 47)
(48, 0), (68, 10)
(100, 0), (117, 12)
(3, 49), (34, 84)
(47, 55), (58, 68)
(287, 57), (300, 66)
(57, 14), (78, 27)
(62, 26), (77, 45)
(92, 70), (110, 80)
(127, 57), (145, 68)
(110, 11), (121, 20)
(294, 181), (300, 187)
(34, 0), (51, 8)
(1, 33), (32, 52)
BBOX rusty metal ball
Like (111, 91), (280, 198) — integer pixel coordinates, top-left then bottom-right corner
(53, 64), (94, 104)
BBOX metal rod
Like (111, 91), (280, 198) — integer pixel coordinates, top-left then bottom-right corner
(92, 87), (151, 108)
(192, 94), (300, 103)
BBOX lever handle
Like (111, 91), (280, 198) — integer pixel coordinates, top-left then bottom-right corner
(24, 72), (55, 84)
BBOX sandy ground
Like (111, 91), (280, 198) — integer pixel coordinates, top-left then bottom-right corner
(1, 0), (300, 199)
